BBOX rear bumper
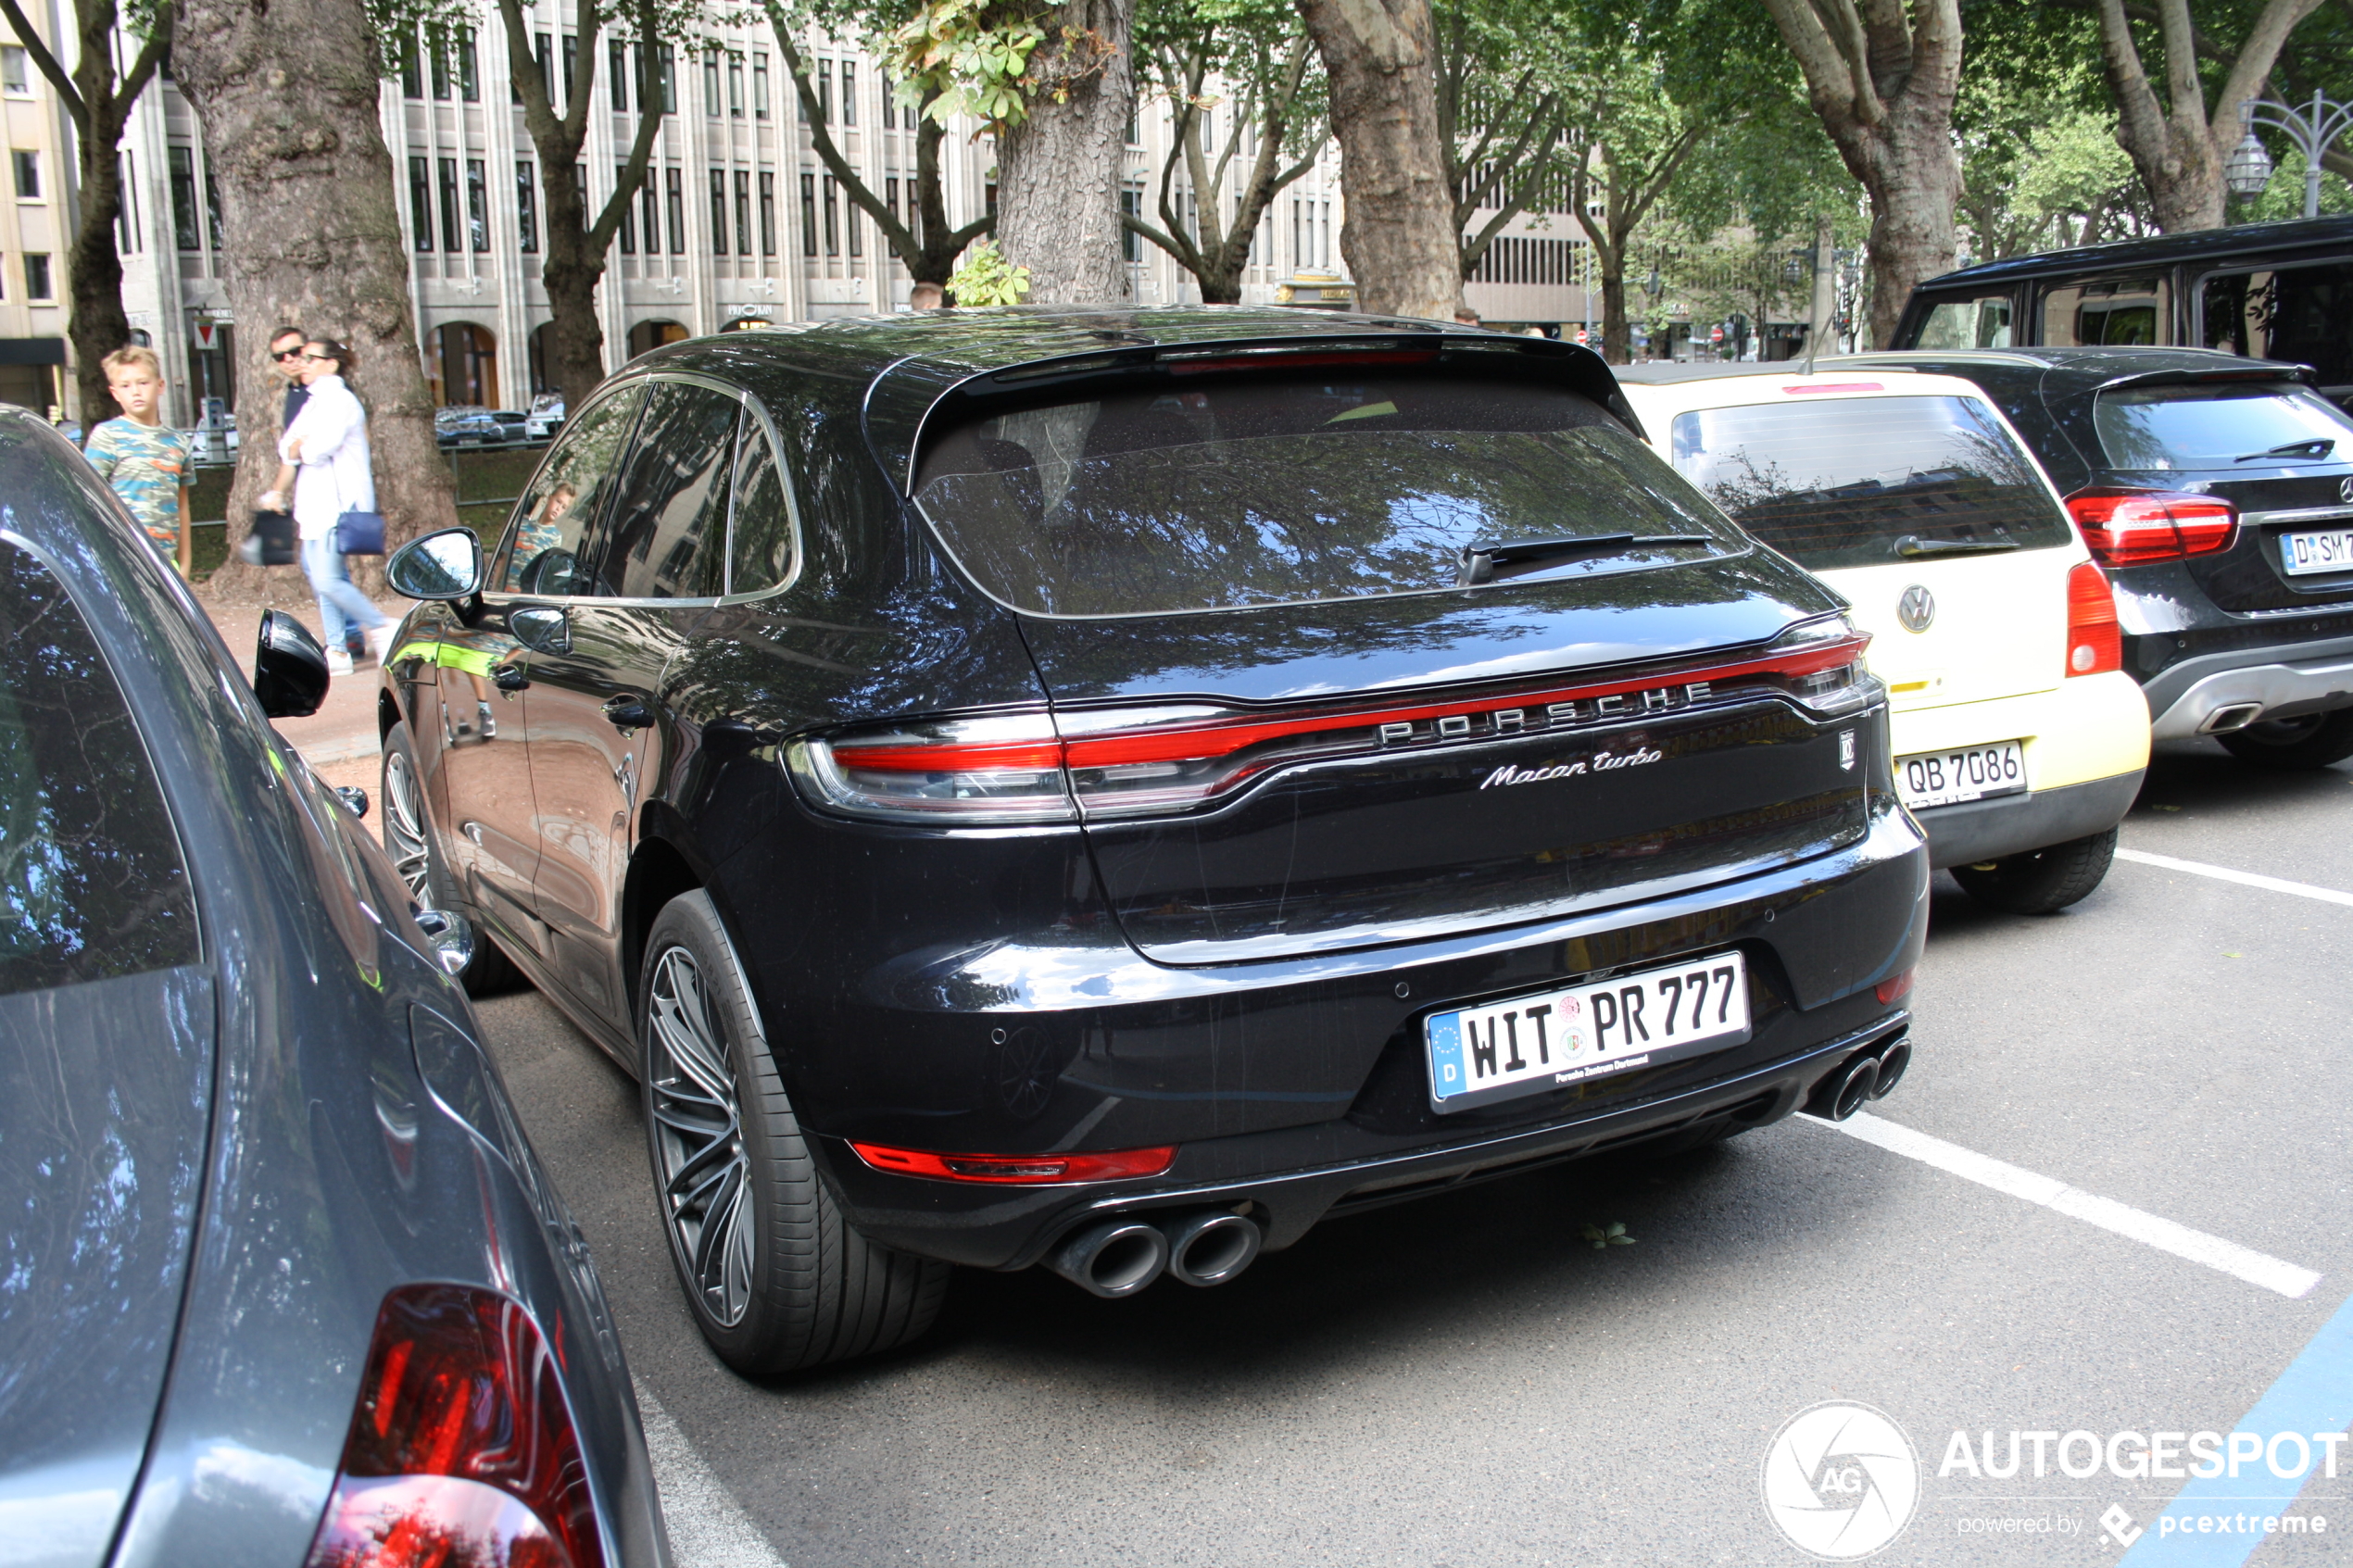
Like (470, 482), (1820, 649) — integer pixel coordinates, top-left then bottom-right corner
(799, 799), (1929, 1270)
(2139, 633), (2353, 739)
(1915, 770), (2143, 869)
(1887, 672), (2149, 792)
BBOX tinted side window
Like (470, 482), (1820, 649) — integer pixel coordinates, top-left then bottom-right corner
(2201, 263), (2353, 392)
(1912, 292), (2014, 349)
(604, 382), (739, 599)
(1669, 395), (2073, 571)
(727, 421), (796, 595)
(501, 383), (647, 596)
(2040, 273), (2172, 346)
(0, 538), (198, 996)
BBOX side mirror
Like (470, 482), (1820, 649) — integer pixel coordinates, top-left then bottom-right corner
(253, 608), (329, 718)
(387, 526), (484, 601)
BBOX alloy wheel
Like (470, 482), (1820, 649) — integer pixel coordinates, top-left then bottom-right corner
(647, 946), (753, 1327)
(382, 748), (434, 901)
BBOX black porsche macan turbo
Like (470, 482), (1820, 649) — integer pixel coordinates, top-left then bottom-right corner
(377, 308), (1930, 1374)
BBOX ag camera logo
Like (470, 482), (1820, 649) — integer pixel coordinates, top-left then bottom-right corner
(1762, 1401), (1920, 1560)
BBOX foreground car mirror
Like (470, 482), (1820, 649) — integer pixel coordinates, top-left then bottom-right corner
(253, 608), (329, 718)
(387, 526), (484, 601)
(411, 907), (474, 976)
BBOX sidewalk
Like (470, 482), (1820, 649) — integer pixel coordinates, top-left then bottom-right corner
(196, 572), (398, 777)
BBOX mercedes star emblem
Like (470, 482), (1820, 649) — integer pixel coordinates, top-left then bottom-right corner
(2340, 475), (2353, 504)
(1897, 584), (1935, 633)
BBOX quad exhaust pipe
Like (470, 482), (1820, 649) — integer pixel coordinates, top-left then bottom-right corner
(1045, 1209), (1264, 1298)
(1807, 1033), (1911, 1122)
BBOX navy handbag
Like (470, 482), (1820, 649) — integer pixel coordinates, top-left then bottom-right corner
(334, 508), (386, 555)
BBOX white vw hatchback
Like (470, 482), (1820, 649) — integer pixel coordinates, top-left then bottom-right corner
(1617, 365), (2150, 912)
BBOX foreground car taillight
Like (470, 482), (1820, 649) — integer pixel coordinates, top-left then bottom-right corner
(2065, 488), (2237, 566)
(2065, 561), (2121, 677)
(786, 617), (1874, 825)
(304, 1285), (604, 1568)
(849, 1141), (1177, 1184)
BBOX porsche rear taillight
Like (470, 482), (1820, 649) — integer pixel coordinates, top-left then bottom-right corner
(303, 1285), (604, 1568)
(786, 619), (1874, 825)
(2066, 488), (2237, 567)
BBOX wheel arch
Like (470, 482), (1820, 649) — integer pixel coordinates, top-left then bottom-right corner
(622, 833), (707, 1020)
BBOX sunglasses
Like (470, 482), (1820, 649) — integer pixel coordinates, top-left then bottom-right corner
(272, 347), (304, 359)
(300, 353), (336, 363)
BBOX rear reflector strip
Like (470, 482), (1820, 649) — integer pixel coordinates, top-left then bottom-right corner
(849, 1142), (1177, 1185)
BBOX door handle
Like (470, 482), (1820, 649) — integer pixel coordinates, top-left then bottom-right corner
(491, 662), (530, 692)
(602, 694), (654, 734)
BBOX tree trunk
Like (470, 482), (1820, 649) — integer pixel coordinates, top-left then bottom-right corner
(67, 125), (132, 421)
(172, 0), (457, 591)
(538, 171), (610, 409)
(1598, 267), (1629, 363)
(997, 0), (1133, 306)
(1295, 0), (1456, 321)
(1759, 0), (1963, 349)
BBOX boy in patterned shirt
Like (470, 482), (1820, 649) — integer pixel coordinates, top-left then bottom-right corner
(84, 345), (193, 569)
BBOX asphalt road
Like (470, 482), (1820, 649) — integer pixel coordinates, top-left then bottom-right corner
(472, 738), (2353, 1567)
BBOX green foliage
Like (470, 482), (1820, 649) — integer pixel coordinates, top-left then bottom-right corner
(887, 0), (1048, 126)
(1581, 1222), (1635, 1249)
(948, 237), (1030, 304)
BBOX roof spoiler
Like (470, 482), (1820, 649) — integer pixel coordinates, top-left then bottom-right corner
(2095, 361), (2318, 394)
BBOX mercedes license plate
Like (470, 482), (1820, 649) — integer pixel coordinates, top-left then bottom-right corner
(1894, 741), (2025, 810)
(1426, 952), (1750, 1113)
(2281, 529), (2353, 576)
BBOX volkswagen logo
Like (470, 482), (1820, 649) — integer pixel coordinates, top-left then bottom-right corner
(1896, 585), (1935, 633)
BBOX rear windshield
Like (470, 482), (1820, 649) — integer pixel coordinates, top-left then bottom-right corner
(1667, 395), (2070, 571)
(2093, 382), (2353, 470)
(912, 371), (1742, 616)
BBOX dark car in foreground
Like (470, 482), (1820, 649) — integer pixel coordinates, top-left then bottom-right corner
(377, 307), (1930, 1374)
(0, 408), (666, 1567)
(1852, 346), (2353, 767)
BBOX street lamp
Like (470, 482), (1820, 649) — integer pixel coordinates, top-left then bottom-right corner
(2231, 92), (2353, 219)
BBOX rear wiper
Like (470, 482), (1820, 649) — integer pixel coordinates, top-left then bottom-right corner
(1459, 533), (1716, 585)
(2233, 438), (2334, 462)
(1893, 534), (2021, 558)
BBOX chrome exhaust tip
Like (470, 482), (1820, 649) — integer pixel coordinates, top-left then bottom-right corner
(1869, 1038), (1911, 1100)
(1046, 1220), (1169, 1299)
(1807, 1053), (1881, 1121)
(2201, 702), (2265, 734)
(1160, 1211), (1264, 1288)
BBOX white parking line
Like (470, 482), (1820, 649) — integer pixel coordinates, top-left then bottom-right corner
(635, 1384), (790, 1568)
(1810, 1110), (2323, 1299)
(2116, 847), (2353, 909)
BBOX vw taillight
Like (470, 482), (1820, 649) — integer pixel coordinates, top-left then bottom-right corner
(2065, 489), (2237, 567)
(303, 1285), (605, 1568)
(2066, 561), (2121, 677)
(786, 619), (1874, 825)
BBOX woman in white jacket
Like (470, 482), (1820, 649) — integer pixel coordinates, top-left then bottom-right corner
(261, 338), (391, 675)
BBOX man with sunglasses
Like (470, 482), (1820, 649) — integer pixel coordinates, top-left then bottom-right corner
(264, 325), (367, 658)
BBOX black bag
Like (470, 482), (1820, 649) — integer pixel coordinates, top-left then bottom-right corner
(237, 508), (297, 567)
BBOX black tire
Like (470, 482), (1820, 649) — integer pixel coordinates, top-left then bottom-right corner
(2217, 709), (2353, 770)
(1949, 826), (2118, 915)
(381, 721), (524, 996)
(639, 891), (948, 1375)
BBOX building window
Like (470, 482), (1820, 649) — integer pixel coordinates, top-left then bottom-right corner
(398, 34), (420, 98)
(466, 158), (488, 251)
(616, 163), (635, 254)
(204, 170), (223, 250)
(656, 44), (676, 113)
(10, 150), (36, 201)
(759, 170), (775, 255)
(437, 157), (460, 252)
(516, 161), (538, 253)
(23, 252), (49, 299)
(840, 62), (855, 126)
(429, 28), (450, 98)
(816, 60), (832, 122)
(728, 52), (744, 117)
(703, 50), (720, 114)
(752, 54), (769, 118)
(609, 39), (628, 112)
(886, 175), (898, 231)
(665, 166), (685, 254)
(458, 26), (478, 101)
(169, 146), (200, 251)
(560, 35), (576, 109)
(734, 168), (750, 255)
(1122, 186), (1139, 263)
(800, 172), (816, 257)
(640, 169), (661, 257)
(708, 168), (727, 256)
(534, 32), (551, 103)
(116, 153), (138, 253)
(881, 83), (894, 130)
(823, 175), (839, 256)
(0, 46), (27, 95)
(409, 156), (434, 251)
